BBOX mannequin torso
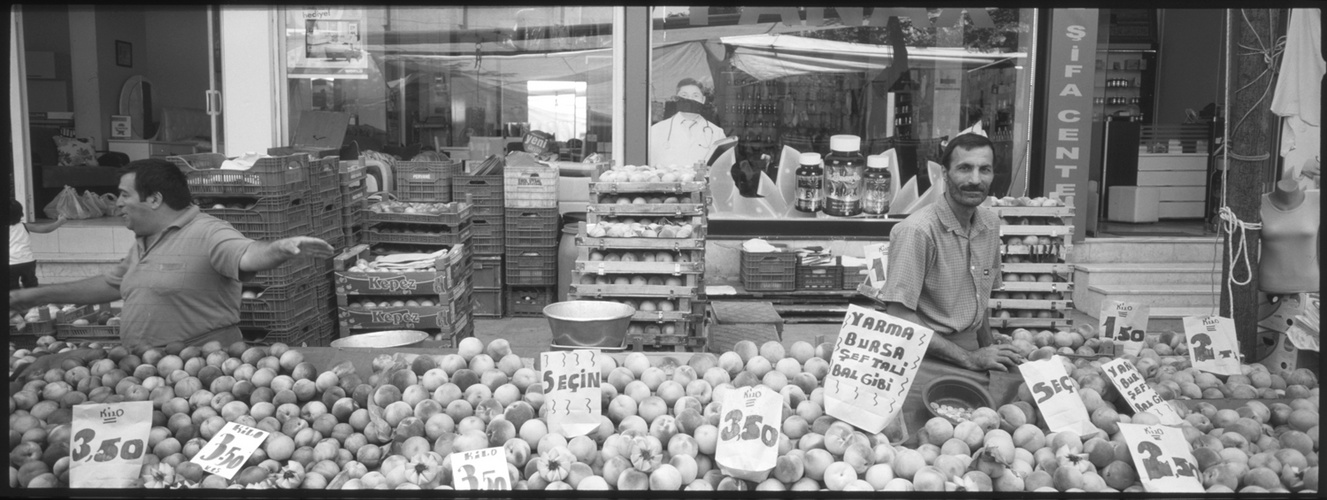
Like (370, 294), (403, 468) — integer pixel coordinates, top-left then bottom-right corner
(1259, 180), (1319, 294)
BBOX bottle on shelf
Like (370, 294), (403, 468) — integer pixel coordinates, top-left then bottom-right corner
(794, 152), (824, 214)
(823, 135), (866, 217)
(861, 154), (893, 216)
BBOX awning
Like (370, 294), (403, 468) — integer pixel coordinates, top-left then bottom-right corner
(721, 33), (1025, 81)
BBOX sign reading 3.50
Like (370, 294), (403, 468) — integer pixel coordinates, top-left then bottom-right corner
(70, 401), (154, 488)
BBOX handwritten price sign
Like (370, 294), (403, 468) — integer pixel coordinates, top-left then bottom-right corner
(824, 305), (933, 433)
(1183, 315), (1241, 376)
(1020, 356), (1096, 437)
(69, 401), (153, 488)
(190, 422), (269, 479)
(1118, 423), (1204, 492)
(540, 349), (601, 437)
(451, 447), (510, 490)
(715, 385), (781, 482)
(1099, 300), (1149, 356)
(1101, 359), (1183, 425)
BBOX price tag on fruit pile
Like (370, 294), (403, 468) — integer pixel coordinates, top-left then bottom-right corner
(1100, 359), (1183, 426)
(715, 384), (781, 482)
(1118, 423), (1204, 492)
(451, 447), (510, 490)
(190, 422), (270, 479)
(1099, 300), (1150, 356)
(1019, 356), (1096, 437)
(539, 349), (601, 437)
(69, 401), (153, 488)
(1182, 315), (1241, 376)
(824, 305), (933, 433)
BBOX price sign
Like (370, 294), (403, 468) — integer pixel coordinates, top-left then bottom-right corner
(540, 350), (601, 437)
(715, 385), (781, 482)
(824, 305), (933, 433)
(1099, 300), (1149, 356)
(1100, 359), (1183, 425)
(69, 401), (153, 488)
(1182, 315), (1241, 376)
(1019, 356), (1096, 437)
(190, 422), (269, 479)
(451, 447), (510, 490)
(1118, 423), (1204, 492)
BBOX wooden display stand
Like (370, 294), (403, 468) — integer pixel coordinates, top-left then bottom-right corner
(988, 201), (1076, 331)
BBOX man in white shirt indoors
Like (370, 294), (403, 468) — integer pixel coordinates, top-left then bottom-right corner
(650, 78), (725, 169)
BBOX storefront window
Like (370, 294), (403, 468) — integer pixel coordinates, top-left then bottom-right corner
(281, 6), (614, 162)
(650, 7), (1038, 222)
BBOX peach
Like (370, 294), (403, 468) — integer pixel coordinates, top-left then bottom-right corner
(693, 424), (718, 455)
(893, 447), (926, 480)
(913, 466), (947, 491)
(618, 468), (650, 490)
(823, 461), (858, 491)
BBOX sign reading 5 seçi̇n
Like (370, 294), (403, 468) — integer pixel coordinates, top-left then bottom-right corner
(824, 304), (933, 433)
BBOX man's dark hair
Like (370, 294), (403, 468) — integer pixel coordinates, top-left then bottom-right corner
(939, 133), (995, 170)
(10, 198), (22, 225)
(121, 159), (193, 210)
(676, 78), (703, 92)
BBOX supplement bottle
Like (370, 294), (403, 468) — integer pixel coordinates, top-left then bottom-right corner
(861, 154), (893, 216)
(823, 135), (865, 217)
(794, 152), (824, 213)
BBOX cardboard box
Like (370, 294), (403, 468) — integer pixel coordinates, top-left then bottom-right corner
(269, 110), (350, 159)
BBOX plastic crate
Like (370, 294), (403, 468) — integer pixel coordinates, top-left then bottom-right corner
(196, 194), (312, 233)
(246, 255), (320, 288)
(169, 152), (311, 197)
(796, 265), (842, 290)
(504, 165), (559, 208)
(339, 160), (368, 185)
(507, 286), (554, 317)
(505, 246), (558, 285)
(471, 219), (504, 255)
(55, 304), (121, 339)
(472, 288), (505, 318)
(240, 278), (321, 330)
(309, 157), (340, 194)
(366, 202), (473, 226)
(453, 174), (503, 209)
(740, 248), (797, 292)
(394, 160), (461, 202)
(365, 223), (472, 247)
(473, 255), (503, 289)
(504, 208), (560, 247)
(242, 319), (322, 347)
(842, 265), (868, 290)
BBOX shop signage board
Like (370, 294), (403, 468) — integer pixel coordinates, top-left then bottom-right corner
(715, 385), (782, 482)
(1040, 9), (1099, 242)
(539, 350), (601, 437)
(1099, 300), (1150, 356)
(1020, 356), (1096, 437)
(286, 7), (369, 79)
(1100, 359), (1183, 425)
(451, 447), (510, 490)
(191, 422), (270, 479)
(69, 401), (153, 488)
(824, 304), (933, 433)
(1182, 315), (1242, 376)
(1118, 423), (1205, 492)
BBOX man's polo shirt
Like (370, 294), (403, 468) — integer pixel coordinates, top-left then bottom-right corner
(105, 205), (256, 348)
(877, 199), (1003, 349)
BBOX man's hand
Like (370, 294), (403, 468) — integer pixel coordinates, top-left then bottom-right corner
(10, 289), (38, 313)
(272, 236), (335, 260)
(966, 344), (1024, 372)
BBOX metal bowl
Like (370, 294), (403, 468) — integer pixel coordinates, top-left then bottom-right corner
(922, 375), (995, 426)
(543, 301), (635, 348)
(330, 330), (429, 349)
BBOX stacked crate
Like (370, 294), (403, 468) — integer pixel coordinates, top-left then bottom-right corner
(455, 167), (506, 316)
(169, 152), (326, 346)
(567, 164), (709, 351)
(332, 159), (473, 344)
(502, 163), (560, 316)
(988, 199), (1076, 333)
(339, 159), (369, 247)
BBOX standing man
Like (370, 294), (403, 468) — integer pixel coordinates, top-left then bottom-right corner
(9, 159), (334, 351)
(650, 78), (726, 169)
(872, 133), (1023, 436)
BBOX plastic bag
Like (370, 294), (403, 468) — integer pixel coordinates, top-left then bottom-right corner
(80, 190), (105, 218)
(100, 193), (124, 217)
(43, 186), (96, 220)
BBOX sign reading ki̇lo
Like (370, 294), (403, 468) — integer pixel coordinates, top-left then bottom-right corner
(1183, 315), (1242, 376)
(69, 401), (153, 488)
(540, 349), (602, 437)
(715, 385), (782, 482)
(451, 447), (511, 490)
(824, 305), (933, 433)
(1118, 423), (1205, 492)
(1099, 300), (1150, 356)
(191, 422), (270, 479)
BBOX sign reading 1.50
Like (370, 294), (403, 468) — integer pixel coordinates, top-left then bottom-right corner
(1102, 315), (1145, 343)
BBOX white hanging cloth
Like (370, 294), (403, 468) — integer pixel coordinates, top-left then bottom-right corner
(1270, 8), (1323, 191)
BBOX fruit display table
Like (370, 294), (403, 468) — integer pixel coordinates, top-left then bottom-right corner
(8, 325), (1320, 493)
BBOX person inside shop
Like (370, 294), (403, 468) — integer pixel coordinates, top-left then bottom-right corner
(9, 159), (335, 352)
(871, 133), (1024, 440)
(650, 78), (726, 169)
(10, 199), (68, 290)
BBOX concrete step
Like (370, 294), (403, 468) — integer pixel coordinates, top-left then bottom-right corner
(1070, 237), (1221, 264)
(1072, 262), (1222, 286)
(1078, 283), (1219, 322)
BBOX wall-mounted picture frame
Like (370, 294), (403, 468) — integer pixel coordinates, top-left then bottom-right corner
(116, 40), (133, 68)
